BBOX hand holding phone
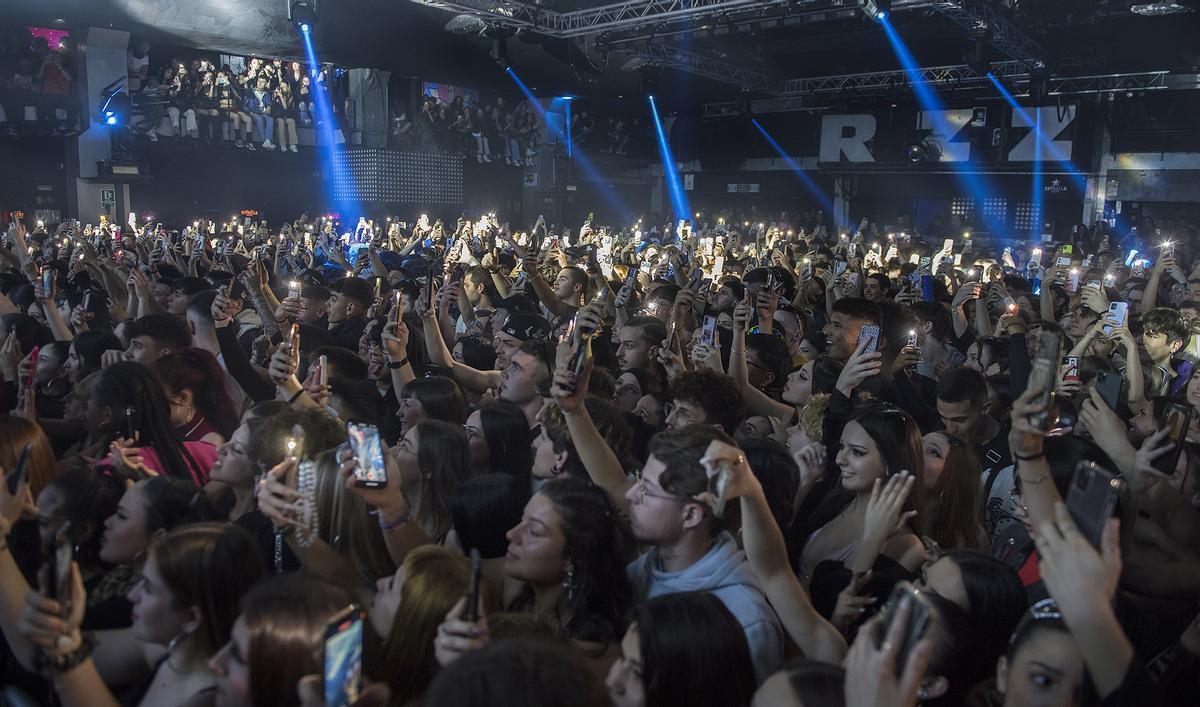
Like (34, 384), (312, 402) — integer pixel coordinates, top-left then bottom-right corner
(323, 606), (364, 707)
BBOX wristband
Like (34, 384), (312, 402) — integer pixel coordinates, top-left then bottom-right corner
(287, 388), (305, 404)
(379, 509), (410, 531)
(388, 358), (409, 370)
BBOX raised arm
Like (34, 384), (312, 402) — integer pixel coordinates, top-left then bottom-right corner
(730, 294), (793, 420)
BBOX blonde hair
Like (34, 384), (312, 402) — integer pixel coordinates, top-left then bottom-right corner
(797, 393), (830, 442)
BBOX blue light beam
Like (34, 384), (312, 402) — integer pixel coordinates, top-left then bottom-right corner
(751, 118), (841, 229)
(648, 95), (692, 225)
(301, 30), (360, 222)
(987, 72), (1088, 193)
(505, 68), (629, 221)
(879, 17), (1007, 237)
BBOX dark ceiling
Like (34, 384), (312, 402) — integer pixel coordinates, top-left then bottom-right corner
(4, 0), (1199, 113)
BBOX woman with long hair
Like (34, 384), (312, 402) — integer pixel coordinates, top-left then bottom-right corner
(272, 79), (299, 153)
(464, 398), (533, 482)
(6, 521), (262, 707)
(921, 431), (986, 551)
(504, 478), (633, 672)
(398, 376), (467, 435)
(63, 330), (122, 384)
(92, 362), (215, 487)
(606, 592), (756, 707)
(208, 401), (290, 521)
(153, 348), (238, 444)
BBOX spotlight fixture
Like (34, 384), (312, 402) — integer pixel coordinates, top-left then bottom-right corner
(490, 38), (509, 69)
(288, 1), (318, 34)
(862, 0), (891, 21)
(903, 137), (941, 164)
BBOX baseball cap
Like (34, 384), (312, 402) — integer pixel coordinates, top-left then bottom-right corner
(499, 312), (551, 341)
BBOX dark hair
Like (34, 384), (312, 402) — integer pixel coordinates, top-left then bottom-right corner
(622, 315), (667, 347)
(425, 636), (611, 707)
(306, 345), (368, 382)
(924, 591), (998, 707)
(937, 366), (989, 407)
(2, 313), (49, 351)
(125, 313), (192, 351)
(647, 425), (739, 537)
(911, 301), (952, 342)
(328, 378), (385, 424)
(1141, 307), (1189, 346)
(70, 330), (123, 377)
(414, 420), (473, 542)
(741, 438), (801, 530)
(746, 333), (789, 394)
(926, 433), (983, 550)
(43, 467), (123, 571)
(240, 576), (357, 707)
(478, 399), (534, 482)
(848, 404), (925, 532)
(669, 369), (746, 434)
(153, 348), (238, 439)
(542, 398), (634, 480)
(244, 408), (347, 471)
(811, 357), (844, 397)
(138, 476), (220, 535)
(451, 474), (529, 559)
(456, 335), (497, 371)
(94, 363), (208, 486)
(778, 659), (847, 707)
(941, 550), (1027, 660)
(400, 376), (468, 426)
(186, 289), (218, 327)
(632, 593), (756, 707)
(517, 478), (632, 646)
(153, 523), (264, 657)
(831, 297), (882, 326)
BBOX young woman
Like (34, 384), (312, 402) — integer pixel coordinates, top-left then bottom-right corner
(63, 330), (122, 384)
(153, 348), (238, 446)
(93, 362), (215, 487)
(450, 473), (528, 605)
(398, 376), (467, 435)
(464, 399), (533, 482)
(795, 405), (927, 616)
(6, 520), (262, 707)
(503, 478), (632, 673)
(606, 592), (756, 707)
(921, 431), (986, 551)
(208, 401), (290, 521)
(273, 80), (299, 153)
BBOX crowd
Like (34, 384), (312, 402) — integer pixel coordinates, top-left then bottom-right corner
(0, 26), (77, 136)
(127, 41), (347, 153)
(0, 204), (1197, 707)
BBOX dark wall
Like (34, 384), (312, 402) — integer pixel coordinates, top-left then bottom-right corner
(0, 138), (69, 223)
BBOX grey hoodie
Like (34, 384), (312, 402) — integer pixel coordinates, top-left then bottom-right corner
(627, 531), (783, 683)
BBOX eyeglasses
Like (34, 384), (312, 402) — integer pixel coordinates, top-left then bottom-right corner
(633, 470), (682, 504)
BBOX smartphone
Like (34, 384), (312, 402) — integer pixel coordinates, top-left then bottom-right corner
(858, 324), (881, 354)
(390, 291), (402, 324)
(1061, 356), (1080, 383)
(40, 522), (74, 604)
(1153, 402), (1193, 476)
(122, 405), (139, 441)
(428, 263), (440, 312)
(322, 606), (364, 707)
(1104, 302), (1128, 336)
(290, 322), (302, 367)
(834, 261), (848, 277)
(316, 354), (329, 387)
(698, 315), (718, 348)
(874, 581), (933, 674)
(1067, 269), (1080, 292)
(918, 256), (932, 274)
(41, 266), (54, 293)
(919, 275), (935, 302)
(465, 548), (483, 623)
(5, 443), (31, 495)
(1065, 462), (1123, 549)
(347, 423), (387, 488)
(1028, 330), (1063, 431)
(1095, 371), (1122, 411)
(83, 290), (93, 311)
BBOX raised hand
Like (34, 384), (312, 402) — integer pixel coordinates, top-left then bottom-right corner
(434, 596), (491, 668)
(836, 335), (883, 397)
(862, 471), (917, 544)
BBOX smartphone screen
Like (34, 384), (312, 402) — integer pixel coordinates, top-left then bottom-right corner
(5, 443), (31, 495)
(40, 522), (74, 603)
(1104, 302), (1128, 336)
(323, 606), (364, 707)
(317, 354), (329, 387)
(1095, 371), (1122, 411)
(1028, 331), (1062, 431)
(699, 315), (717, 347)
(919, 275), (935, 302)
(290, 323), (302, 367)
(1065, 462), (1122, 549)
(347, 423), (387, 488)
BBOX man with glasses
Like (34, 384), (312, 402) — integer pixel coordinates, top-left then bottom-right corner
(625, 425), (783, 682)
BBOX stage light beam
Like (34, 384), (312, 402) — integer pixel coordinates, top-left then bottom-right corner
(300, 26), (360, 222)
(648, 95), (692, 226)
(750, 118), (840, 229)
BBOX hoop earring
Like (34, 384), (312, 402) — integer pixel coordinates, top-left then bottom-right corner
(562, 567), (576, 602)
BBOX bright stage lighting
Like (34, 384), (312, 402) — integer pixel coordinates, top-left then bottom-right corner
(648, 95), (692, 226)
(290, 1), (318, 34)
(750, 118), (840, 228)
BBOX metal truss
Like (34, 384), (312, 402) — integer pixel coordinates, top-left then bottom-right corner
(930, 1), (1046, 69)
(410, 0), (939, 38)
(701, 68), (1195, 116)
(630, 44), (777, 92)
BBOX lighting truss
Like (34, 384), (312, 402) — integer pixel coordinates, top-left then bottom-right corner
(409, 0), (939, 38)
(631, 44), (777, 93)
(929, 1), (1045, 69)
(701, 68), (1196, 116)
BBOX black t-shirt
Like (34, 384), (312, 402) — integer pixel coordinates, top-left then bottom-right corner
(977, 422), (1018, 545)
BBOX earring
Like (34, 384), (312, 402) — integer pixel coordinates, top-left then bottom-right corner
(562, 567), (576, 602)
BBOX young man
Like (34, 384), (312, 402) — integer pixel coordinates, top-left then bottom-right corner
(821, 297), (883, 364)
(936, 367), (1014, 546)
(665, 370), (746, 434)
(327, 276), (374, 350)
(125, 313), (192, 365)
(498, 337), (556, 428)
(625, 426), (784, 682)
(1140, 308), (1189, 397)
(615, 315), (667, 377)
(861, 272), (890, 302)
